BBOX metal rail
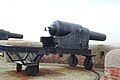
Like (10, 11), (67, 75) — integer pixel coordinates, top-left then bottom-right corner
(90, 70), (101, 80)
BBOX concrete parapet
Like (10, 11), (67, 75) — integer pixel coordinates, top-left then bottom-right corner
(104, 49), (120, 80)
(90, 44), (116, 68)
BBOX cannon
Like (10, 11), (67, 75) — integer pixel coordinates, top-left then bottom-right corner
(48, 20), (106, 41)
(42, 20), (106, 49)
(0, 21), (106, 76)
(0, 29), (23, 40)
(41, 20), (106, 69)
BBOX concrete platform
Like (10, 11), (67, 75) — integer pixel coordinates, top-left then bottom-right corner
(0, 57), (104, 80)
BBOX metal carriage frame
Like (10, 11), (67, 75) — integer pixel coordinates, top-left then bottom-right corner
(0, 44), (95, 76)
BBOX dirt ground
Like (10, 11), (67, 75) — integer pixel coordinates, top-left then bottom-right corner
(0, 56), (104, 80)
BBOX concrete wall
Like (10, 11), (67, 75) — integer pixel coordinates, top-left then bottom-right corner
(104, 49), (120, 80)
(89, 45), (116, 68)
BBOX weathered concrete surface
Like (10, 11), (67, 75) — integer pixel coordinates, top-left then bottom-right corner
(104, 49), (120, 80)
(0, 40), (42, 47)
(0, 57), (104, 80)
(89, 44), (116, 68)
(105, 49), (120, 68)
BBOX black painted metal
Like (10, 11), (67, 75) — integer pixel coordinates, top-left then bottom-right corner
(16, 63), (22, 72)
(48, 20), (106, 41)
(68, 55), (78, 67)
(84, 57), (93, 70)
(0, 45), (92, 56)
(45, 20), (106, 50)
(6, 52), (14, 61)
(48, 20), (83, 36)
(0, 29), (23, 40)
(25, 65), (37, 76)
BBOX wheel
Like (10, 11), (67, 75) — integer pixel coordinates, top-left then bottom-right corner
(68, 55), (78, 67)
(25, 66), (37, 76)
(84, 58), (93, 70)
(16, 63), (22, 72)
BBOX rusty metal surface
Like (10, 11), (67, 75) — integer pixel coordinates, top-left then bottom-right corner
(0, 57), (104, 80)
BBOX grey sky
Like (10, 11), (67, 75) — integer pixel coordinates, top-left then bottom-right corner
(0, 0), (120, 44)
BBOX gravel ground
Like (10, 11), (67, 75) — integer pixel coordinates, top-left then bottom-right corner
(0, 57), (104, 80)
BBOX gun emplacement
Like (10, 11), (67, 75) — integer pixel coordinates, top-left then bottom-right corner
(0, 21), (106, 76)
(43, 20), (106, 50)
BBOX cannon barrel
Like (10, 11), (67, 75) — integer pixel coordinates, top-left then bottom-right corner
(89, 31), (106, 41)
(8, 32), (23, 39)
(47, 20), (106, 41)
(0, 29), (23, 40)
(48, 20), (82, 36)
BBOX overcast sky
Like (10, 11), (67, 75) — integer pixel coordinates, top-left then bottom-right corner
(0, 0), (120, 45)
